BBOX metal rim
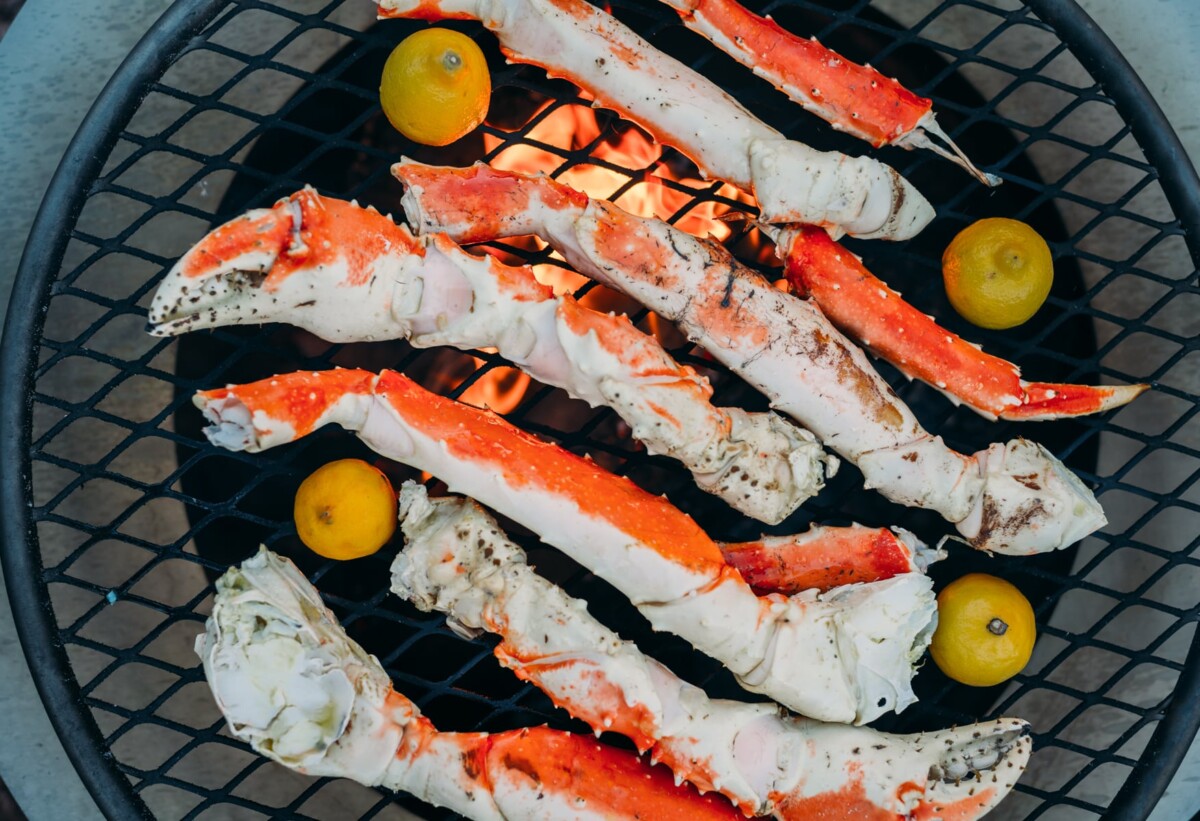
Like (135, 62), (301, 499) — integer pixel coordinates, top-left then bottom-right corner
(1020, 2), (1200, 815)
(0, 3), (234, 817)
(2, 1), (1198, 819)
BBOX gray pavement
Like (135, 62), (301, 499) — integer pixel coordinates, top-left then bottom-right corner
(0, 1), (1197, 819)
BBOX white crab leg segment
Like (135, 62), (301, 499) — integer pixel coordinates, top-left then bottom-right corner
(395, 162), (1108, 556)
(198, 548), (742, 820)
(392, 484), (1033, 819)
(149, 189), (831, 524)
(195, 368), (936, 724)
(376, 0), (934, 240)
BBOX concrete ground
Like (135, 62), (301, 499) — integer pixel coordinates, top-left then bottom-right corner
(0, 0), (1197, 819)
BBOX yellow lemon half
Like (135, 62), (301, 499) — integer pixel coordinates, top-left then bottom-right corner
(380, 28), (491, 146)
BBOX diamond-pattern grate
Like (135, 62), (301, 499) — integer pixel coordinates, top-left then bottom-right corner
(4, 0), (1200, 819)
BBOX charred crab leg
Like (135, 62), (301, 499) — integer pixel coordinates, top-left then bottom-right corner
(196, 368), (937, 724)
(392, 484), (1033, 819)
(376, 0), (933, 240)
(777, 226), (1147, 421)
(394, 161), (1108, 555)
(199, 547), (741, 820)
(720, 525), (940, 595)
(148, 189), (832, 524)
(657, 0), (999, 186)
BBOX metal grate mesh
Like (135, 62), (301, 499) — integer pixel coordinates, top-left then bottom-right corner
(8, 0), (1200, 818)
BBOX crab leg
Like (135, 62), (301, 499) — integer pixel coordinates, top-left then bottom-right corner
(394, 161), (1108, 556)
(657, 0), (999, 186)
(198, 547), (741, 820)
(147, 189), (832, 524)
(376, 0), (933, 240)
(196, 368), (937, 725)
(777, 225), (1147, 421)
(392, 484), (1033, 820)
(719, 525), (940, 595)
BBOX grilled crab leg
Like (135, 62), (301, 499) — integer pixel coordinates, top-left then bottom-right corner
(721, 525), (939, 595)
(195, 368), (937, 725)
(147, 189), (832, 524)
(376, 0), (933, 240)
(392, 483), (1033, 820)
(658, 0), (999, 186)
(394, 161), (1107, 556)
(198, 547), (741, 820)
(777, 226), (1147, 421)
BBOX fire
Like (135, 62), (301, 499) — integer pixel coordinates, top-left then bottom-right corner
(461, 359), (530, 414)
(446, 357), (530, 415)
(407, 346), (531, 416)
(483, 100), (756, 242)
(438, 98), (766, 417)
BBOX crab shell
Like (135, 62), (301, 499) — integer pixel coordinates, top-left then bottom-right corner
(197, 547), (401, 782)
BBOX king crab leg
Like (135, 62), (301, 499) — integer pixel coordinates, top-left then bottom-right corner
(776, 225), (1147, 421)
(394, 161), (1108, 556)
(657, 0), (1000, 186)
(392, 483), (1033, 819)
(195, 368), (937, 725)
(198, 547), (742, 820)
(720, 525), (940, 595)
(375, 0), (934, 240)
(147, 188), (833, 524)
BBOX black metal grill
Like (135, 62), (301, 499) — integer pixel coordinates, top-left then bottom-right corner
(3, 0), (1199, 819)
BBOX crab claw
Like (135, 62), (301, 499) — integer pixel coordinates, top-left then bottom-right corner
(196, 368), (377, 452)
(824, 718), (1034, 820)
(775, 718), (1032, 818)
(147, 188), (414, 340)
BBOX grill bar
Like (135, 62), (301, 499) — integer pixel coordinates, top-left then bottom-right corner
(2, 1), (1198, 819)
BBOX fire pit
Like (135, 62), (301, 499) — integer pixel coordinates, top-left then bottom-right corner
(3, 1), (1198, 819)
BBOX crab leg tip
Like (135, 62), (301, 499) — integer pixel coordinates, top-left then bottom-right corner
(1006, 380), (1150, 420)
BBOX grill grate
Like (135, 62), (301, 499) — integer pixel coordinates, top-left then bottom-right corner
(4, 0), (1199, 819)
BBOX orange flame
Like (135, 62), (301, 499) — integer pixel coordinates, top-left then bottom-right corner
(448, 99), (769, 417)
(454, 358), (531, 415)
(483, 101), (756, 242)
